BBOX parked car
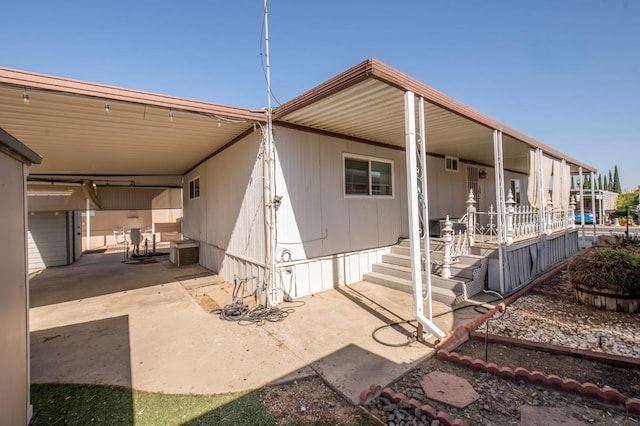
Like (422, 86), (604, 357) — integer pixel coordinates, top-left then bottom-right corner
(574, 209), (594, 224)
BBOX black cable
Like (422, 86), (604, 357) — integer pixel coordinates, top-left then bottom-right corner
(371, 298), (503, 347)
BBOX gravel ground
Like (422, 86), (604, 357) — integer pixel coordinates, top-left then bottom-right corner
(260, 267), (640, 425)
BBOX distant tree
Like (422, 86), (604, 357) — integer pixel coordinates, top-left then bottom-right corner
(604, 175), (609, 192)
(598, 174), (603, 191)
(584, 175), (591, 190)
(609, 170), (614, 191)
(613, 165), (622, 194)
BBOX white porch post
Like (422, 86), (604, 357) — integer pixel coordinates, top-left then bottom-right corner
(493, 129), (506, 293)
(418, 96), (436, 325)
(404, 91), (444, 340)
(591, 171), (597, 243)
(579, 166), (585, 245)
(536, 148), (547, 270)
(562, 159), (569, 258)
(85, 198), (91, 251)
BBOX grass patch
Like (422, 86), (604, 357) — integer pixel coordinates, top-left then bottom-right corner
(31, 383), (373, 425)
(31, 383), (275, 425)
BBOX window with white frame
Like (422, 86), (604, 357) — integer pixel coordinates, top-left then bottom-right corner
(344, 155), (393, 197)
(445, 155), (459, 172)
(189, 177), (200, 200)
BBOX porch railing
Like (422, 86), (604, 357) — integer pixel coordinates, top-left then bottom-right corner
(437, 189), (576, 279)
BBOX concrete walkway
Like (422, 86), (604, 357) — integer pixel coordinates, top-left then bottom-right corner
(29, 251), (495, 404)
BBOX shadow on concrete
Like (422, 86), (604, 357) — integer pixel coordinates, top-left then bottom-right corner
(30, 315), (132, 389)
(29, 252), (181, 308)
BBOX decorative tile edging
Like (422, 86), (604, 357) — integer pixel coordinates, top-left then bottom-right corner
(437, 349), (640, 415)
(359, 384), (469, 426)
(469, 332), (640, 370)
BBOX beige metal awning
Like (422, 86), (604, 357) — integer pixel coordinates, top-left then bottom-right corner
(0, 67), (265, 182)
(1, 60), (595, 187)
(274, 59), (595, 175)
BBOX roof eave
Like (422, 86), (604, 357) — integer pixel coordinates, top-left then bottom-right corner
(274, 59), (596, 173)
(0, 67), (265, 122)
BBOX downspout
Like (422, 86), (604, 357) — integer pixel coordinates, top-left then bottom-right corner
(493, 130), (506, 293)
(404, 91), (444, 340)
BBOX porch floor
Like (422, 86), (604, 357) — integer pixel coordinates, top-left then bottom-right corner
(29, 249), (498, 404)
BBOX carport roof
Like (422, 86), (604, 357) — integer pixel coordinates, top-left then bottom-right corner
(0, 59), (595, 182)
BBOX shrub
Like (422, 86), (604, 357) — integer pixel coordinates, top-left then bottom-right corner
(568, 243), (640, 294)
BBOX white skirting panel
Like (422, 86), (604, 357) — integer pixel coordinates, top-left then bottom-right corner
(198, 240), (392, 299)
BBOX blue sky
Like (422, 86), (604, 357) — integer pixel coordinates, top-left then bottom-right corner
(2, 1), (638, 190)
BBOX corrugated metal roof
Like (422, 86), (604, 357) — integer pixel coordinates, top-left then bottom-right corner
(0, 67), (264, 179)
(0, 60), (595, 184)
(275, 59), (595, 175)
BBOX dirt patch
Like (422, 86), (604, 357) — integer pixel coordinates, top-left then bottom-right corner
(261, 376), (367, 425)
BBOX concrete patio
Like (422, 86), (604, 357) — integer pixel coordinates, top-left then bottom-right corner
(29, 250), (497, 404)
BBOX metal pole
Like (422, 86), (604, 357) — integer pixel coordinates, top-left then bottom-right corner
(404, 91), (444, 340)
(590, 172), (596, 243)
(493, 130), (505, 293)
(418, 97), (434, 324)
(262, 0), (277, 306)
(86, 198), (91, 251)
(579, 167), (585, 245)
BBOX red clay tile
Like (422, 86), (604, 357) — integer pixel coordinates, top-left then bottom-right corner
(380, 387), (395, 401)
(497, 366), (515, 380)
(600, 386), (626, 406)
(407, 398), (422, 411)
(437, 349), (450, 360)
(579, 383), (603, 400)
(561, 378), (583, 394)
(437, 411), (454, 426)
(420, 404), (437, 419)
(626, 398), (640, 415)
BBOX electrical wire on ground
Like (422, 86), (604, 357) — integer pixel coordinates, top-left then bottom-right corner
(211, 274), (305, 326)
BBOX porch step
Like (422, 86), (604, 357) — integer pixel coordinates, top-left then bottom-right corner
(374, 259), (474, 282)
(362, 272), (461, 306)
(389, 245), (484, 267)
(365, 237), (490, 306)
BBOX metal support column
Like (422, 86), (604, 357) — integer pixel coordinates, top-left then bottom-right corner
(493, 129), (506, 294)
(418, 97), (436, 325)
(590, 171), (597, 243)
(536, 148), (546, 269)
(404, 91), (444, 340)
(579, 166), (585, 245)
(85, 198), (91, 251)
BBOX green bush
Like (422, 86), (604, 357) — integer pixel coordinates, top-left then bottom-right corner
(568, 243), (640, 294)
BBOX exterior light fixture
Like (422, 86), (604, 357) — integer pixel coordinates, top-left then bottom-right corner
(169, 109), (174, 121)
(104, 102), (110, 112)
(479, 169), (487, 179)
(217, 118), (221, 127)
(23, 88), (29, 104)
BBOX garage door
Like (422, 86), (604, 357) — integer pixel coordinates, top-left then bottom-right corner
(28, 212), (68, 270)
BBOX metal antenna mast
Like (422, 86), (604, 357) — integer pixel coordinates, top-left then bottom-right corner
(261, 0), (278, 307)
